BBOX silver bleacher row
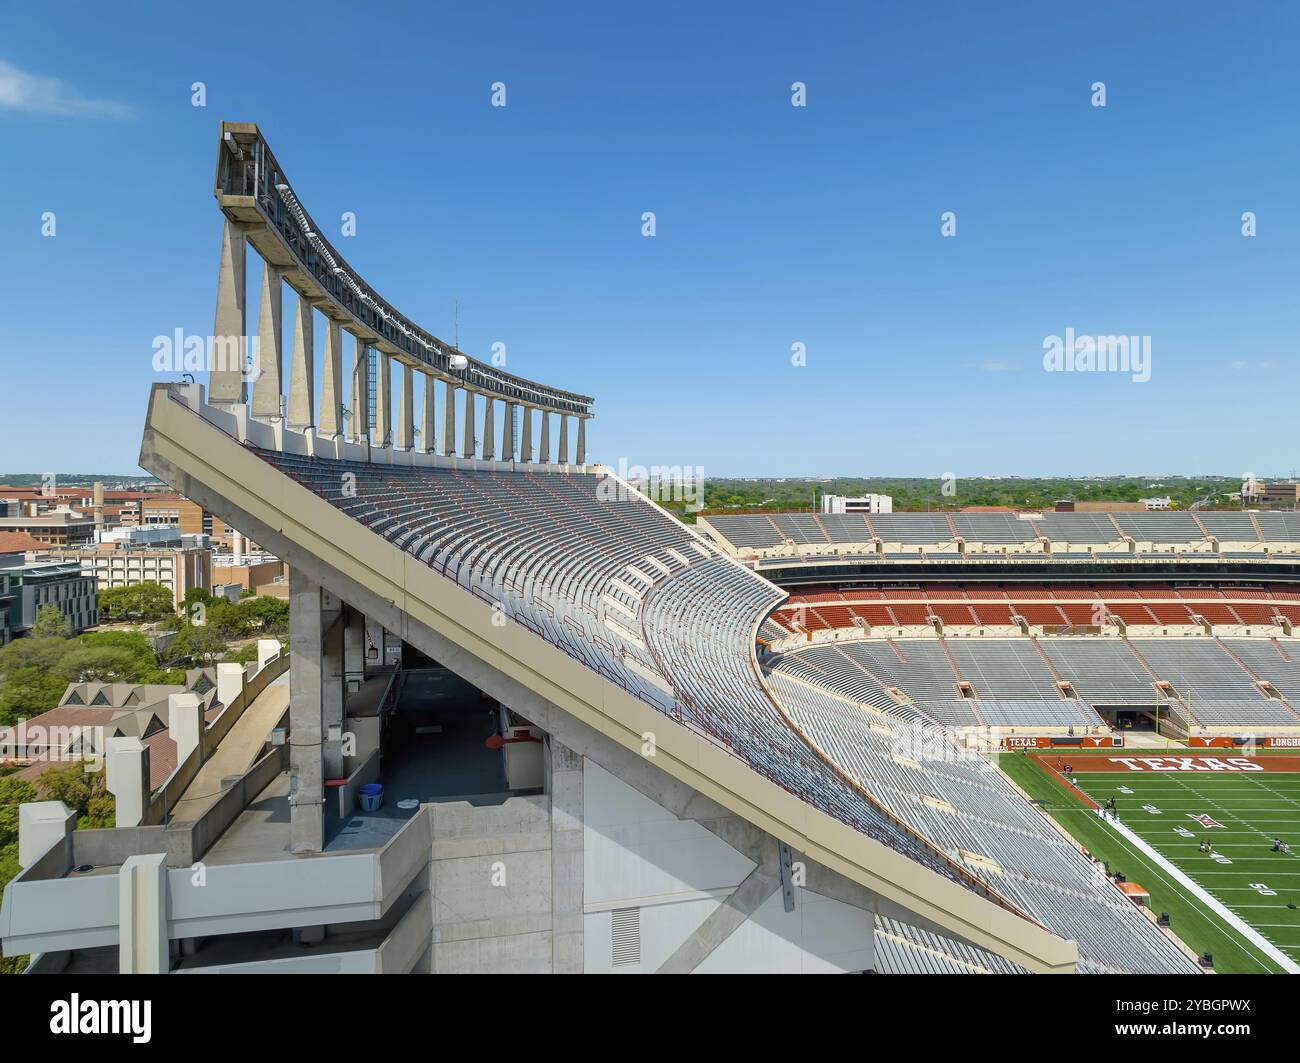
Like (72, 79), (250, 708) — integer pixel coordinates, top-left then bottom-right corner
(771, 637), (1300, 729)
(871, 915), (1027, 973)
(764, 665), (1198, 973)
(252, 448), (1206, 971)
(254, 448), (973, 891)
(707, 510), (1300, 549)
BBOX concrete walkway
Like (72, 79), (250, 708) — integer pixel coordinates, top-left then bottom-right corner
(169, 674), (291, 824)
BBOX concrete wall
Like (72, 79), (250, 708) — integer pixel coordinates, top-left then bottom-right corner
(580, 760), (877, 973)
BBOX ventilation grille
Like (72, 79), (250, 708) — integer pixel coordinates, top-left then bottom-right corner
(611, 907), (641, 967)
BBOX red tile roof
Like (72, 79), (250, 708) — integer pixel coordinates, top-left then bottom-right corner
(0, 531), (51, 553)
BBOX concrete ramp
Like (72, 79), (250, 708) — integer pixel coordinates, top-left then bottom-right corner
(169, 678), (290, 824)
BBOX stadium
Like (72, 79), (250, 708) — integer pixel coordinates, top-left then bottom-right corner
(3, 123), (1297, 977)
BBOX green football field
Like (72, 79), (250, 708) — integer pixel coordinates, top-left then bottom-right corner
(1071, 768), (1300, 972)
(999, 752), (1300, 973)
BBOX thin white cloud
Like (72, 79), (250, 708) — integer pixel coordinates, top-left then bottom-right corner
(971, 359), (1015, 373)
(0, 58), (133, 118)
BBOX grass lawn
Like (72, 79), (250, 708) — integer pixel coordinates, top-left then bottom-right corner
(997, 751), (1286, 974)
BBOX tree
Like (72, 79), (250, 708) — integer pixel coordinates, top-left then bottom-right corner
(31, 604), (70, 639)
(97, 581), (175, 623)
(169, 623), (229, 666)
(0, 637), (70, 725)
(0, 629), (172, 724)
(221, 643), (261, 665)
(35, 763), (115, 829)
(57, 644), (151, 684)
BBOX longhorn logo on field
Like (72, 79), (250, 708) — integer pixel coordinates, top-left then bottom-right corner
(1188, 814), (1224, 829)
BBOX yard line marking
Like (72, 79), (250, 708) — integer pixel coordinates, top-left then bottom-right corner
(1103, 815), (1300, 973)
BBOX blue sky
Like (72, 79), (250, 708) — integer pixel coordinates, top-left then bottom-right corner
(1, 1), (1297, 478)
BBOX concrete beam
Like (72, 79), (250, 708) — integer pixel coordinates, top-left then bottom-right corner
(343, 607), (366, 682)
(168, 692), (203, 767)
(576, 417), (587, 464)
(251, 263), (283, 420)
(397, 363), (414, 451)
(520, 406), (533, 462)
(482, 397), (496, 461)
(549, 739), (584, 973)
(501, 403), (516, 461)
(421, 373), (437, 454)
(18, 801), (75, 869)
(539, 411), (551, 464)
(257, 638), (281, 671)
(216, 662), (244, 711)
(323, 603), (346, 781)
(210, 219), (248, 405)
(106, 737), (149, 829)
(286, 291), (315, 432)
(656, 864), (782, 973)
(558, 415), (569, 465)
(319, 317), (345, 437)
(288, 570), (343, 852)
(461, 389), (476, 458)
(349, 333), (370, 445)
(119, 854), (169, 974)
(443, 384), (457, 456)
(375, 352), (392, 448)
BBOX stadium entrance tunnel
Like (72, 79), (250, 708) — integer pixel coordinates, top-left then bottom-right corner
(1093, 706), (1164, 734)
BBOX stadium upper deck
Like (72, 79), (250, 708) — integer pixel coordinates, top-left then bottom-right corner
(699, 510), (1300, 564)
(107, 124), (1215, 974)
(136, 383), (1199, 973)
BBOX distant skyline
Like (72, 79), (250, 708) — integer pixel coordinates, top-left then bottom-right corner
(2, 2), (1297, 477)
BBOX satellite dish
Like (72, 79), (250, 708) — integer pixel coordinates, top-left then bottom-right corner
(449, 353), (468, 371)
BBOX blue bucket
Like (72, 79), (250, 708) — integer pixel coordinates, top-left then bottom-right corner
(359, 783), (384, 812)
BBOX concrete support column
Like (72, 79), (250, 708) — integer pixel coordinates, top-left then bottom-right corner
(549, 740), (584, 973)
(502, 403), (516, 461)
(443, 384), (458, 455)
(211, 219), (248, 405)
(482, 397), (496, 460)
(287, 291), (315, 433)
(397, 363), (415, 451)
(343, 607), (366, 682)
(349, 334), (370, 445)
(375, 352), (392, 448)
(576, 416), (587, 465)
(216, 662), (244, 710)
(106, 737), (149, 829)
(539, 410), (551, 465)
(256, 638), (281, 670)
(119, 854), (169, 974)
(289, 569), (341, 853)
(252, 264), (283, 420)
(18, 801), (75, 869)
(462, 389), (476, 458)
(423, 371), (439, 449)
(421, 373), (437, 454)
(319, 318), (345, 437)
(520, 406), (534, 462)
(168, 692), (203, 767)
(558, 415), (569, 465)
(322, 608), (345, 782)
